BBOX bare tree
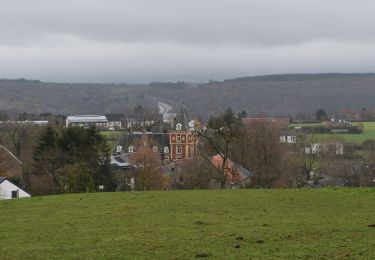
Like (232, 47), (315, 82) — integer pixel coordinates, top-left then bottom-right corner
(294, 133), (319, 182)
(196, 108), (243, 188)
(173, 156), (215, 190)
(129, 135), (166, 191)
(233, 121), (285, 188)
(363, 140), (375, 187)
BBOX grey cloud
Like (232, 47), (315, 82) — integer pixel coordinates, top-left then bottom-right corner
(0, 0), (374, 82)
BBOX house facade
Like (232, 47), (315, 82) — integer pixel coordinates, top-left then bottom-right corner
(168, 106), (198, 161)
(105, 114), (124, 130)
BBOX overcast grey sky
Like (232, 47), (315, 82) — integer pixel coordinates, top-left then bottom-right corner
(0, 0), (374, 83)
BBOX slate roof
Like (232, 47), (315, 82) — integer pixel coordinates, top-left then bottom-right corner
(110, 153), (131, 168)
(67, 115), (108, 123)
(0, 176), (6, 184)
(105, 114), (124, 122)
(233, 163), (252, 178)
(174, 105), (191, 131)
(116, 132), (170, 153)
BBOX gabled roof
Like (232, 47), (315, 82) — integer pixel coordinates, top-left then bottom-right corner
(233, 163), (252, 178)
(110, 153), (131, 168)
(0, 176), (6, 184)
(116, 133), (170, 153)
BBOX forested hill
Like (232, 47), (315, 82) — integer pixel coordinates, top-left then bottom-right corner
(1, 73), (375, 119)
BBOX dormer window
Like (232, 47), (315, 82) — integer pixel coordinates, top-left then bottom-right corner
(128, 145), (134, 153)
(116, 145), (123, 153)
(176, 123), (182, 131)
(164, 146), (169, 154)
(153, 146), (158, 153)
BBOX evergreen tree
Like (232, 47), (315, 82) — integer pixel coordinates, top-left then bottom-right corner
(33, 125), (61, 193)
(315, 109), (328, 121)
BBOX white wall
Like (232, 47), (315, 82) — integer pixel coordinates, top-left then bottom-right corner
(0, 180), (31, 200)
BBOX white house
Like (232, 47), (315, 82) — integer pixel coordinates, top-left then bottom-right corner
(0, 177), (31, 200)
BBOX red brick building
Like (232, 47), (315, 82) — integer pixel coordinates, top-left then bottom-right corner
(168, 106), (198, 161)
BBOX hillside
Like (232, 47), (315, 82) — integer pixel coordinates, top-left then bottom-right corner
(2, 73), (375, 119)
(1, 189), (375, 259)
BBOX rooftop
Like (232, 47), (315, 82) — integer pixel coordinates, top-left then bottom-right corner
(67, 115), (108, 123)
(0, 176), (6, 184)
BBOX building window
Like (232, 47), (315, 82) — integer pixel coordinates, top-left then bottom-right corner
(177, 145), (182, 154)
(153, 146), (158, 153)
(164, 146), (170, 154)
(128, 146), (134, 153)
(177, 134), (181, 142)
(176, 123), (182, 131)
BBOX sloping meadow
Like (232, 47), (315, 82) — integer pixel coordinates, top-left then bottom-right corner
(0, 189), (374, 259)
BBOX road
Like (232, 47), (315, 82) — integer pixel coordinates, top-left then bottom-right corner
(158, 102), (172, 115)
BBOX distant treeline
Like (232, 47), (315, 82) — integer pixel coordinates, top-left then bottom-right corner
(2, 73), (375, 120)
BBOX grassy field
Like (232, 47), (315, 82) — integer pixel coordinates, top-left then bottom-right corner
(1, 189), (375, 259)
(291, 122), (375, 144)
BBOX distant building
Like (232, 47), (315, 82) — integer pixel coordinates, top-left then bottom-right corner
(211, 155), (251, 189)
(168, 105), (198, 161)
(0, 177), (31, 200)
(0, 120), (49, 125)
(280, 129), (297, 144)
(304, 142), (344, 155)
(65, 115), (108, 129)
(105, 114), (124, 130)
(123, 113), (163, 131)
(112, 105), (198, 165)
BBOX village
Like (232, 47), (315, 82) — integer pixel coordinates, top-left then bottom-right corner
(2, 102), (375, 200)
(3, 0), (375, 257)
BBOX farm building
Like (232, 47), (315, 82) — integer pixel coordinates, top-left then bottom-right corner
(0, 177), (31, 200)
(66, 115), (108, 128)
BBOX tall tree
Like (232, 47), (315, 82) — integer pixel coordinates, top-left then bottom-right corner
(363, 140), (375, 187)
(294, 133), (319, 182)
(129, 135), (165, 191)
(233, 121), (284, 188)
(33, 125), (61, 193)
(197, 108), (243, 188)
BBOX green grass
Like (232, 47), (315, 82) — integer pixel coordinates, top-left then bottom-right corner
(1, 189), (375, 259)
(291, 122), (375, 144)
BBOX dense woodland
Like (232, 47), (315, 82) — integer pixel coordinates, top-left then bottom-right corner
(2, 73), (375, 120)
